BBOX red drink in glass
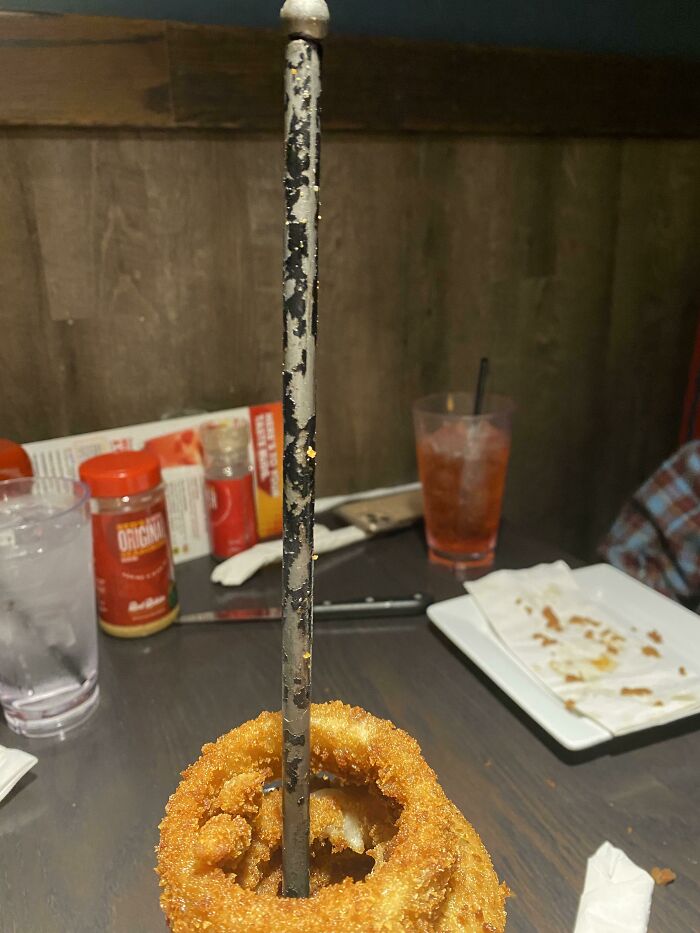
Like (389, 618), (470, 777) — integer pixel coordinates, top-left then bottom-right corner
(414, 393), (512, 569)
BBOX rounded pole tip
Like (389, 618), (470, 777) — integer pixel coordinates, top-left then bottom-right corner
(281, 0), (329, 39)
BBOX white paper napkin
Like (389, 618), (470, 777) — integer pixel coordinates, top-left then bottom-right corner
(0, 745), (37, 803)
(574, 842), (654, 932)
(211, 524), (367, 586)
(466, 562), (700, 735)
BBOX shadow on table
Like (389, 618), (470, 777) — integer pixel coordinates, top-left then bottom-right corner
(0, 770), (37, 811)
(431, 624), (700, 765)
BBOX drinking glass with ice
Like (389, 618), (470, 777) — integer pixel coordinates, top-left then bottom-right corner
(0, 478), (99, 737)
(413, 393), (513, 570)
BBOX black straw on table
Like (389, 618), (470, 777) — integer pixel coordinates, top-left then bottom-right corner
(279, 0), (328, 899)
(473, 357), (490, 416)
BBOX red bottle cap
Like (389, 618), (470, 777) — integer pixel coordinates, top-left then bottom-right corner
(79, 450), (162, 499)
(0, 439), (33, 480)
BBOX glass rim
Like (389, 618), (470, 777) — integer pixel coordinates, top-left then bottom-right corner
(413, 391), (515, 420)
(0, 476), (90, 531)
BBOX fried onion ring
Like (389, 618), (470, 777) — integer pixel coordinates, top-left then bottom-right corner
(157, 701), (507, 932)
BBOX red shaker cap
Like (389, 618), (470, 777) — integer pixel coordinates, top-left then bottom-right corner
(0, 439), (33, 480)
(79, 450), (162, 498)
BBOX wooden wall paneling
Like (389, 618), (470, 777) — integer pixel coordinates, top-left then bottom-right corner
(316, 137), (428, 495)
(501, 140), (623, 556)
(24, 136), (97, 322)
(399, 138), (460, 400)
(166, 23), (282, 130)
(0, 135), (67, 442)
(432, 138), (623, 555)
(594, 140), (700, 542)
(0, 14), (171, 127)
(1, 131), (284, 439)
(89, 133), (280, 425)
(2, 13), (700, 137)
(321, 37), (700, 137)
(0, 136), (95, 442)
(2, 131), (699, 552)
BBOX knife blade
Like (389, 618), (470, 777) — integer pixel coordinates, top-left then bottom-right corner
(176, 593), (433, 624)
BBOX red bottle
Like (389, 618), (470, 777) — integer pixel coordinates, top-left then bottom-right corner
(0, 439), (33, 480)
(79, 451), (179, 638)
(200, 420), (258, 561)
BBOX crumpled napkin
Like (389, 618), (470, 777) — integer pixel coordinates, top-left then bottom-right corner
(574, 842), (654, 932)
(0, 745), (37, 804)
(212, 524), (367, 586)
(466, 562), (700, 735)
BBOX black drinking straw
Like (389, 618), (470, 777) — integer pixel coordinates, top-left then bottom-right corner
(473, 357), (490, 415)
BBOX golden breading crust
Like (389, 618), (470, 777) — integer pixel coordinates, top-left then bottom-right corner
(157, 701), (507, 932)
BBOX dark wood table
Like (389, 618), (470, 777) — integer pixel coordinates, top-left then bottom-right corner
(1, 524), (698, 932)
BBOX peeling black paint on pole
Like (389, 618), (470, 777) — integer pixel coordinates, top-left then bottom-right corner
(280, 0), (328, 901)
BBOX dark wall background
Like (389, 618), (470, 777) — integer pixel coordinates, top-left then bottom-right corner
(2, 0), (700, 59)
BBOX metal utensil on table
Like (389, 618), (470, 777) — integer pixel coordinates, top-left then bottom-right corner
(332, 487), (423, 535)
(176, 593), (433, 624)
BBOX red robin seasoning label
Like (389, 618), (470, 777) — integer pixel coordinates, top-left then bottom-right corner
(80, 449), (179, 637)
(92, 502), (178, 630)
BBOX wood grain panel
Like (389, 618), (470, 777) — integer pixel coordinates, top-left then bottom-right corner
(1, 130), (698, 556)
(0, 13), (171, 127)
(167, 22), (282, 130)
(2, 12), (700, 137)
(1, 131), (282, 431)
(321, 35), (700, 137)
(24, 137), (97, 321)
(431, 139), (624, 553)
(594, 140), (700, 540)
(317, 138), (429, 493)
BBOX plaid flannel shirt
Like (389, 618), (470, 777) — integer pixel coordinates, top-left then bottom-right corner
(600, 441), (700, 613)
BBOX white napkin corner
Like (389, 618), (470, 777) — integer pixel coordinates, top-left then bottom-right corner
(0, 745), (38, 804)
(211, 524), (367, 586)
(574, 841), (654, 933)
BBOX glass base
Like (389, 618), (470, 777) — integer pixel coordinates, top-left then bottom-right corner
(428, 545), (495, 571)
(2, 679), (99, 738)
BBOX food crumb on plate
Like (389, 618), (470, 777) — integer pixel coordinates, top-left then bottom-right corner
(647, 630), (663, 644)
(542, 606), (562, 631)
(620, 687), (652, 696)
(642, 645), (661, 658)
(533, 632), (557, 647)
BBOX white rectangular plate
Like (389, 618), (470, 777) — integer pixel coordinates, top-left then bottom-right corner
(427, 563), (700, 751)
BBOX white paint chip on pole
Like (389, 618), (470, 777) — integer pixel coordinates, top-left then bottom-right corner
(279, 0), (329, 900)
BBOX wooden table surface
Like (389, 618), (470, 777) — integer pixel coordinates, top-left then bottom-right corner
(1, 524), (698, 932)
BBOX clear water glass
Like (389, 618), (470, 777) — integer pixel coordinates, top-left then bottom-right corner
(0, 477), (99, 737)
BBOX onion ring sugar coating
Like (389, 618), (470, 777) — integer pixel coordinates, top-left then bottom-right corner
(157, 701), (508, 932)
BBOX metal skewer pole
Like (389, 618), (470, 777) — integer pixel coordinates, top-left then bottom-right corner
(280, 0), (329, 899)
